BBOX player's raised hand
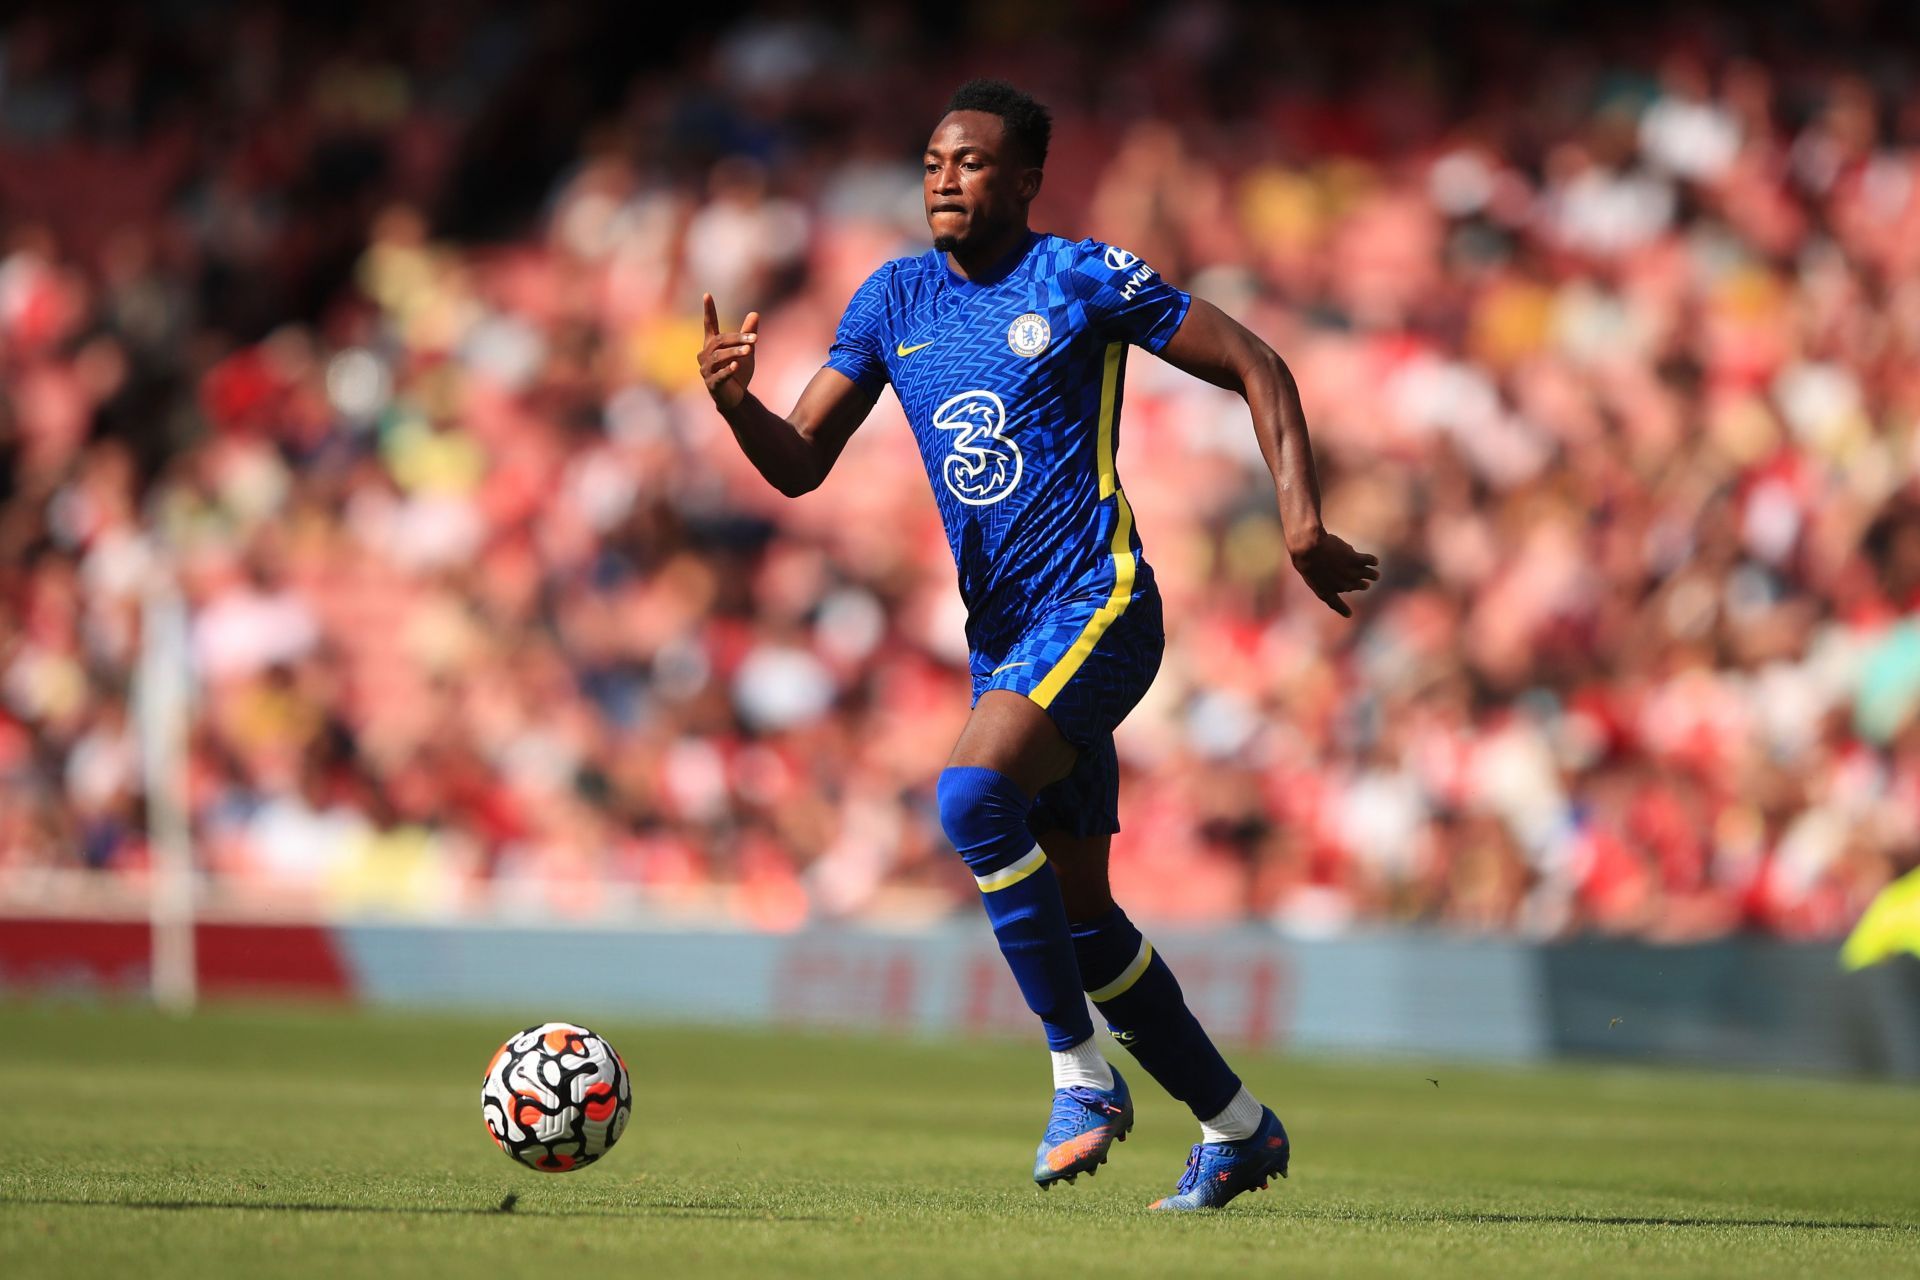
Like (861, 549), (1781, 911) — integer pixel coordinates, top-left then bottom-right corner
(1288, 529), (1379, 618)
(698, 293), (759, 410)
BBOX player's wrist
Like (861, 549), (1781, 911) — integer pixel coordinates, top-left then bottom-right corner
(1283, 518), (1325, 557)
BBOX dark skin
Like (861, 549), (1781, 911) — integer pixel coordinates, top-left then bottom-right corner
(700, 109), (1379, 920)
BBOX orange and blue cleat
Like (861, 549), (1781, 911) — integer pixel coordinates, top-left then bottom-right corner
(1148, 1107), (1290, 1210)
(1032, 1068), (1133, 1189)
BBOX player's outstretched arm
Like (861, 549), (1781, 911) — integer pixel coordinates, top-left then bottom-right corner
(698, 293), (878, 498)
(1158, 298), (1379, 617)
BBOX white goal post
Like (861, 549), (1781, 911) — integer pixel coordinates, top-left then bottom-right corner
(137, 562), (195, 1014)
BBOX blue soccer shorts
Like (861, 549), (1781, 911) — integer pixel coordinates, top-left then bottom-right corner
(967, 584), (1165, 838)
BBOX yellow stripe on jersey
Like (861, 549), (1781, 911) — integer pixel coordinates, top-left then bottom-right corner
(1031, 341), (1134, 711)
(1095, 340), (1123, 498)
(1085, 938), (1154, 1002)
(974, 846), (1048, 893)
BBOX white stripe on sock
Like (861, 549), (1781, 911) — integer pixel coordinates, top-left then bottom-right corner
(974, 845), (1047, 893)
(1085, 939), (1154, 1003)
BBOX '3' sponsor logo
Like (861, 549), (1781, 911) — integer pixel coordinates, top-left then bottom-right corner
(933, 390), (1022, 506)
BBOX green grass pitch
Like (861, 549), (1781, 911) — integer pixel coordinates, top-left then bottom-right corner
(1, 1002), (1916, 1278)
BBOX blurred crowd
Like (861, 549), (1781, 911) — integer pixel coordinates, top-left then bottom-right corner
(5, 1), (1920, 936)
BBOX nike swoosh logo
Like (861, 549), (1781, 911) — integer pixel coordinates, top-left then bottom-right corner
(990, 661), (1031, 676)
(896, 340), (934, 357)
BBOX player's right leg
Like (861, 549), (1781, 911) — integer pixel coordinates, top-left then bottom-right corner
(1045, 828), (1290, 1209)
(937, 691), (1131, 1188)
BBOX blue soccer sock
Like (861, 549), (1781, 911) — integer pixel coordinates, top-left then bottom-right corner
(938, 766), (1095, 1052)
(1071, 906), (1242, 1120)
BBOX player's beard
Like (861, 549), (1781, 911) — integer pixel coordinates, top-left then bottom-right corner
(932, 234), (960, 253)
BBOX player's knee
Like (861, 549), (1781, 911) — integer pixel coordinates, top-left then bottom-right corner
(936, 766), (1032, 869)
(1036, 832), (1114, 921)
(1056, 867), (1115, 923)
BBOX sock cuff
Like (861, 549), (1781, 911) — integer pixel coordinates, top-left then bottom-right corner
(1069, 904), (1134, 937)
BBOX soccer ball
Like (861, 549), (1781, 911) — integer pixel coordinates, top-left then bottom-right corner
(481, 1022), (631, 1172)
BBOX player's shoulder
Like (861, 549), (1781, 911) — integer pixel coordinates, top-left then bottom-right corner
(1049, 235), (1161, 294)
(849, 252), (913, 293)
(1055, 234), (1138, 264)
(841, 252), (942, 333)
(849, 250), (944, 306)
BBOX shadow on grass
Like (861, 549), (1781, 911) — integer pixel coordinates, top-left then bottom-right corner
(7, 1196), (1910, 1234)
(0, 1195), (821, 1223)
(1298, 1207), (1908, 1233)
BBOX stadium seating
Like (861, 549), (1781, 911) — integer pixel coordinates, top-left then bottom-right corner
(3, 2), (1917, 937)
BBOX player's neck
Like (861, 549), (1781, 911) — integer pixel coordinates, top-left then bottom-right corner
(944, 224), (1035, 283)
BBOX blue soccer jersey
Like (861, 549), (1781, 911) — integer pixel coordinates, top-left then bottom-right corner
(823, 232), (1190, 661)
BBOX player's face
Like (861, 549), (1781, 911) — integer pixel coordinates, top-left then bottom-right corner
(924, 111), (1038, 253)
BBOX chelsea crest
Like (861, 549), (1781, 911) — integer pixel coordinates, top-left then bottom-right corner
(1007, 312), (1051, 358)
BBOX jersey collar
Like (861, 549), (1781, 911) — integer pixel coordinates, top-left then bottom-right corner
(938, 230), (1042, 293)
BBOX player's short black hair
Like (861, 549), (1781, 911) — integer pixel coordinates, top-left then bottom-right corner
(945, 78), (1052, 170)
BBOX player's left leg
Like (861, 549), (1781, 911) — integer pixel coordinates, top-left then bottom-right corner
(937, 690), (1131, 1187)
(1044, 827), (1290, 1209)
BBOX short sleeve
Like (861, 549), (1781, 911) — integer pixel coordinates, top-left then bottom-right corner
(1071, 240), (1191, 353)
(822, 265), (893, 394)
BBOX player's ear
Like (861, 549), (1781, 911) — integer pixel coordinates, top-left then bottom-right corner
(1018, 166), (1043, 205)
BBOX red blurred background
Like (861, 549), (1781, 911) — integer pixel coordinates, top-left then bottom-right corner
(3, 0), (1919, 940)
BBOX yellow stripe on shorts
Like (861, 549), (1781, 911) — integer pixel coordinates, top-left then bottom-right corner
(1030, 342), (1134, 711)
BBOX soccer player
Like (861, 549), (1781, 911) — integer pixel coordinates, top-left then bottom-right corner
(698, 79), (1377, 1210)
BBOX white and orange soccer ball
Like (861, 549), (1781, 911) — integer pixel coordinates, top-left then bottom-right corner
(481, 1022), (631, 1172)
